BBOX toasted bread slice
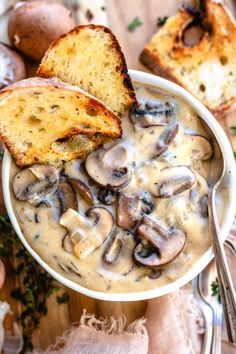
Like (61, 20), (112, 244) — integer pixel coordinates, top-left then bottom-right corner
(37, 25), (136, 115)
(0, 77), (121, 167)
(140, 0), (236, 116)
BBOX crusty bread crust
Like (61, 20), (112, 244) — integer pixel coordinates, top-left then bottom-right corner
(37, 25), (136, 115)
(140, 0), (236, 117)
(0, 77), (121, 167)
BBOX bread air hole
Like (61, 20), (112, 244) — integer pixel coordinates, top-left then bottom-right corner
(182, 24), (204, 47)
(199, 84), (205, 92)
(86, 107), (97, 117)
(220, 56), (228, 66)
(28, 116), (41, 125)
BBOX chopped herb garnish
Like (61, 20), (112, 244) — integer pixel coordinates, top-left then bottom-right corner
(234, 151), (236, 159)
(0, 213), (68, 352)
(127, 17), (142, 32)
(211, 278), (221, 303)
(157, 16), (169, 26)
(101, 6), (106, 11)
(230, 126), (236, 137)
(0, 151), (3, 161)
(57, 292), (70, 304)
(34, 234), (40, 240)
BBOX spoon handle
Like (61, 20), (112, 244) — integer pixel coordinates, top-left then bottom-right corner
(209, 188), (236, 343)
(211, 305), (222, 354)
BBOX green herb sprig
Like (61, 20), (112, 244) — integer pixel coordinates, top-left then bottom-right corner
(211, 278), (221, 303)
(127, 17), (142, 32)
(0, 213), (68, 352)
(157, 16), (169, 26)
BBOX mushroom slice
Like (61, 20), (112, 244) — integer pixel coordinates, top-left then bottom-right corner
(102, 230), (136, 276)
(68, 178), (94, 204)
(134, 216), (186, 267)
(154, 124), (179, 158)
(151, 166), (196, 198)
(85, 145), (131, 189)
(60, 207), (114, 259)
(117, 193), (155, 230)
(187, 134), (213, 160)
(198, 195), (208, 218)
(98, 188), (118, 205)
(56, 178), (78, 213)
(12, 164), (59, 202)
(129, 100), (178, 128)
(103, 233), (123, 264)
(85, 207), (114, 241)
(62, 233), (74, 253)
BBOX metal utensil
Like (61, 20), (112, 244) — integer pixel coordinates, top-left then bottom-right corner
(192, 276), (213, 354)
(198, 260), (222, 354)
(200, 118), (236, 343)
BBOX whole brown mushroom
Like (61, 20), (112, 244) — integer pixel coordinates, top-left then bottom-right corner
(0, 42), (26, 89)
(8, 1), (76, 61)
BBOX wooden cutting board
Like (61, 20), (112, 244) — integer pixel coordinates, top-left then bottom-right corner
(0, 0), (235, 350)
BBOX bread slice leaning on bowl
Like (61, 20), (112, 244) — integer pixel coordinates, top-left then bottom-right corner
(140, 0), (236, 117)
(0, 77), (121, 167)
(37, 24), (136, 116)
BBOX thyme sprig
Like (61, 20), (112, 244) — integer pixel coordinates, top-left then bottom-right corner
(0, 213), (69, 352)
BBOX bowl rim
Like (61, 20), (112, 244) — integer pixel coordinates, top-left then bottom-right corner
(2, 69), (236, 301)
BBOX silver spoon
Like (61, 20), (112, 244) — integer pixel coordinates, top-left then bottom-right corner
(192, 275), (213, 354)
(198, 260), (222, 354)
(200, 118), (236, 343)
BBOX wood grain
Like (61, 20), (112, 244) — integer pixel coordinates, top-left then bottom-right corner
(0, 0), (235, 350)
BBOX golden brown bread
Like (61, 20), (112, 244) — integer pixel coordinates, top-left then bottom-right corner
(140, 0), (236, 116)
(0, 77), (121, 167)
(37, 25), (136, 115)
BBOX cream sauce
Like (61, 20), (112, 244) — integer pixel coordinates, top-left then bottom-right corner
(10, 84), (228, 293)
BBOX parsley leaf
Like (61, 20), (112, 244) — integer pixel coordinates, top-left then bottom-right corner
(157, 16), (168, 26)
(57, 292), (70, 304)
(101, 6), (106, 11)
(127, 17), (142, 32)
(211, 278), (221, 303)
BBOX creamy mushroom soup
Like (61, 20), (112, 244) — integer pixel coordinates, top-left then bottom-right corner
(10, 85), (227, 293)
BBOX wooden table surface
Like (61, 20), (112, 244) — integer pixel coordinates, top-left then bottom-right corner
(0, 0), (236, 350)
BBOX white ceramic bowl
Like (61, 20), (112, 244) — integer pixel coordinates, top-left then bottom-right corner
(2, 70), (236, 301)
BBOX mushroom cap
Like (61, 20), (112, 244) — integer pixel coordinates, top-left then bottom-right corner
(154, 124), (179, 158)
(187, 134), (213, 160)
(68, 178), (94, 205)
(129, 100), (178, 128)
(134, 216), (186, 267)
(102, 230), (136, 276)
(117, 193), (155, 230)
(12, 164), (59, 202)
(56, 178), (78, 213)
(60, 207), (114, 259)
(86, 206), (114, 242)
(85, 144), (131, 189)
(151, 165), (196, 198)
